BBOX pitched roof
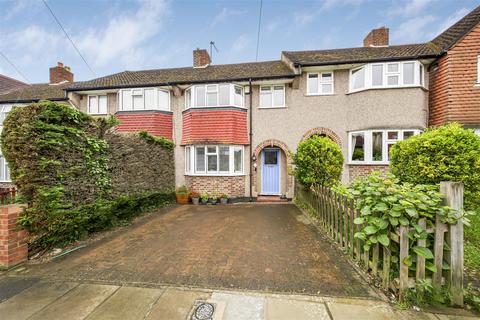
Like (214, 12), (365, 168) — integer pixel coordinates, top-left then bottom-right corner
(67, 60), (296, 91)
(282, 43), (440, 67)
(432, 5), (480, 51)
(0, 74), (28, 95)
(0, 83), (69, 103)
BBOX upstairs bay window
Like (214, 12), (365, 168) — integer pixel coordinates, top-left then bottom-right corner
(349, 129), (421, 164)
(88, 95), (107, 115)
(349, 61), (425, 92)
(185, 145), (244, 175)
(119, 88), (170, 111)
(259, 85), (285, 108)
(307, 72), (334, 95)
(185, 84), (244, 109)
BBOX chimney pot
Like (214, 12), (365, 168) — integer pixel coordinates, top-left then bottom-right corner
(193, 49), (211, 68)
(50, 62), (74, 84)
(363, 27), (389, 47)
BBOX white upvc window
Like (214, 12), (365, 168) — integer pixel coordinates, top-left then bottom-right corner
(0, 153), (10, 182)
(0, 104), (13, 126)
(185, 84), (244, 109)
(477, 55), (480, 84)
(259, 85), (285, 108)
(307, 72), (334, 95)
(119, 88), (170, 111)
(185, 145), (244, 176)
(348, 129), (421, 164)
(88, 95), (108, 115)
(349, 61), (425, 93)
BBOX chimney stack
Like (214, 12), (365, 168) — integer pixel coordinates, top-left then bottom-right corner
(49, 62), (74, 84)
(363, 27), (389, 47)
(193, 49), (211, 68)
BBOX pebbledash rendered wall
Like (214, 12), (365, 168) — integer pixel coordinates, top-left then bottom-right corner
(70, 67), (428, 199)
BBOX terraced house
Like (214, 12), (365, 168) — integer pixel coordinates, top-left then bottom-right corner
(1, 5), (480, 200)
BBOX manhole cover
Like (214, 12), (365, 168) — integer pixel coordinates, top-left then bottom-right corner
(190, 301), (216, 320)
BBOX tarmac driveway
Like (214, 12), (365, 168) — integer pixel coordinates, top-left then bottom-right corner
(21, 204), (375, 298)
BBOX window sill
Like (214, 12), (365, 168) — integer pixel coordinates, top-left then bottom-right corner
(305, 93), (335, 96)
(348, 162), (389, 166)
(347, 85), (427, 95)
(88, 113), (108, 116)
(474, 83), (480, 87)
(185, 173), (246, 177)
(258, 106), (287, 109)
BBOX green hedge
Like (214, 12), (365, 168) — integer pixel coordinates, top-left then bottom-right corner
(1, 101), (175, 249)
(294, 136), (343, 187)
(390, 123), (480, 210)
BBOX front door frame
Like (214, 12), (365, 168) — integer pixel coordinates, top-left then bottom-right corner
(261, 148), (281, 195)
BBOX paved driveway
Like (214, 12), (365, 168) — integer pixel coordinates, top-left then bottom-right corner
(20, 204), (374, 298)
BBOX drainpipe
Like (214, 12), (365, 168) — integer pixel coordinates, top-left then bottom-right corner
(249, 78), (253, 202)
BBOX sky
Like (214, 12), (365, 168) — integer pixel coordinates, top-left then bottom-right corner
(0, 0), (478, 83)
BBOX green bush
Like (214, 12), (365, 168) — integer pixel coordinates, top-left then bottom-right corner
(294, 136), (343, 187)
(390, 123), (480, 210)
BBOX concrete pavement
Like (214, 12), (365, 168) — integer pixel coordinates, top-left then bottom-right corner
(0, 277), (477, 320)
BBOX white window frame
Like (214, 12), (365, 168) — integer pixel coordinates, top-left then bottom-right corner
(118, 87), (171, 112)
(87, 95), (108, 115)
(0, 104), (13, 126)
(477, 55), (480, 84)
(185, 84), (245, 109)
(185, 145), (245, 176)
(349, 61), (426, 93)
(259, 84), (285, 108)
(348, 129), (421, 164)
(306, 72), (334, 95)
(0, 152), (10, 182)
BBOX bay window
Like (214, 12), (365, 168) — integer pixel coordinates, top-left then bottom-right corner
(119, 88), (170, 111)
(307, 72), (334, 95)
(88, 95), (107, 115)
(259, 85), (285, 108)
(349, 61), (425, 92)
(0, 154), (10, 182)
(185, 84), (244, 109)
(349, 129), (421, 164)
(185, 145), (244, 175)
(0, 104), (13, 126)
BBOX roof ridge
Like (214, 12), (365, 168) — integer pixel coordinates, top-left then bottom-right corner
(282, 43), (428, 55)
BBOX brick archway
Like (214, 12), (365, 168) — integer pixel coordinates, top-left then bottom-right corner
(253, 139), (293, 197)
(301, 127), (342, 146)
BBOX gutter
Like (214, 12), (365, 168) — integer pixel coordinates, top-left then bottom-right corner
(248, 78), (253, 202)
(296, 54), (440, 67)
(65, 74), (296, 92)
(0, 97), (67, 104)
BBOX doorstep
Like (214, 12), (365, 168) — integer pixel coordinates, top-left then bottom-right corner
(256, 195), (289, 203)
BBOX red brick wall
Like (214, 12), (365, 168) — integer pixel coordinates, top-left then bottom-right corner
(348, 165), (389, 181)
(116, 111), (173, 140)
(0, 204), (28, 269)
(181, 108), (249, 145)
(429, 24), (480, 126)
(363, 27), (389, 47)
(185, 175), (246, 198)
(49, 62), (74, 84)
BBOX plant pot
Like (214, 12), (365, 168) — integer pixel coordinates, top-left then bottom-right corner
(192, 197), (199, 205)
(176, 193), (189, 204)
(201, 199), (208, 204)
(220, 198), (228, 204)
(209, 198), (217, 205)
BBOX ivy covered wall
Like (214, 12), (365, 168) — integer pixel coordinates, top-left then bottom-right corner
(1, 101), (175, 249)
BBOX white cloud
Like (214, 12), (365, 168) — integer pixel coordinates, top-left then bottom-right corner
(5, 0), (39, 20)
(294, 11), (315, 25)
(391, 15), (437, 43)
(294, 0), (366, 26)
(388, 0), (436, 17)
(76, 0), (170, 68)
(231, 34), (250, 52)
(210, 8), (245, 27)
(321, 0), (367, 11)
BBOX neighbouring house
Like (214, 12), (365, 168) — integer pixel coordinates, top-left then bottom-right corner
(0, 74), (28, 95)
(1, 6), (479, 200)
(428, 5), (480, 134)
(0, 62), (74, 184)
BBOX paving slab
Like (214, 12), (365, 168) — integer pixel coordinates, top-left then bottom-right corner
(85, 286), (163, 320)
(29, 284), (119, 320)
(327, 301), (396, 320)
(146, 288), (211, 320)
(0, 276), (39, 303)
(0, 280), (78, 320)
(211, 292), (265, 320)
(265, 297), (330, 320)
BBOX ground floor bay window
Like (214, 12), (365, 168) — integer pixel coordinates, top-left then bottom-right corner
(185, 145), (244, 175)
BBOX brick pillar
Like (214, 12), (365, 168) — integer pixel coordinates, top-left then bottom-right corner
(0, 204), (28, 269)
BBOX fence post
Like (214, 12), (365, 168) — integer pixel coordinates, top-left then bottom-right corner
(399, 225), (409, 302)
(440, 181), (464, 307)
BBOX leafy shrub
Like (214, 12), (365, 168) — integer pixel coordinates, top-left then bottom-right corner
(294, 136), (343, 187)
(349, 173), (467, 273)
(138, 130), (174, 150)
(390, 123), (480, 210)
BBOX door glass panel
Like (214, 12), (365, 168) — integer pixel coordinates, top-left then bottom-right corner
(264, 150), (278, 165)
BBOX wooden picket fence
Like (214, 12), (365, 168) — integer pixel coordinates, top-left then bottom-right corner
(0, 187), (17, 205)
(294, 181), (464, 305)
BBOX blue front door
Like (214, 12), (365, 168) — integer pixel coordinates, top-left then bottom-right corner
(262, 149), (280, 195)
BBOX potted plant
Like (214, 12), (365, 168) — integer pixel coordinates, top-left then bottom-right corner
(189, 191), (200, 205)
(200, 192), (209, 204)
(175, 186), (189, 204)
(220, 194), (229, 204)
